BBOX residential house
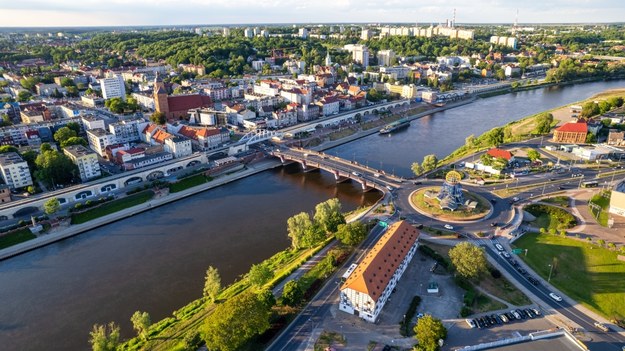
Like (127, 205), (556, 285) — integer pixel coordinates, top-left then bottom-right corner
(316, 96), (340, 116)
(607, 130), (625, 146)
(339, 221), (420, 323)
(87, 128), (117, 157)
(176, 125), (229, 150)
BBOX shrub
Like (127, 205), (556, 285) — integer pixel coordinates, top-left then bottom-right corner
(399, 295), (421, 336)
(460, 306), (473, 317)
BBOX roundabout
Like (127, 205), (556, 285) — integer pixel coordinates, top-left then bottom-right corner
(409, 186), (492, 222)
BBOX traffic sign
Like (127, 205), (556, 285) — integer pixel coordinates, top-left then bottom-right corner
(378, 221), (388, 228)
(512, 248), (523, 255)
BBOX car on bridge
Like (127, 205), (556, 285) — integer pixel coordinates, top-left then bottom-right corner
(444, 224), (454, 230)
(352, 171), (362, 177)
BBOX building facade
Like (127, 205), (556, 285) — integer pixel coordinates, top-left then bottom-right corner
(339, 221), (420, 323)
(63, 145), (102, 182)
(552, 121), (588, 144)
(99, 73), (126, 100)
(87, 128), (117, 157)
(0, 152), (33, 189)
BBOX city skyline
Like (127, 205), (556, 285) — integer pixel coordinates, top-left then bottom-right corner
(2, 0), (625, 28)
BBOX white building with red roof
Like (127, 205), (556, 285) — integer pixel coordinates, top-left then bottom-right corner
(339, 221), (420, 323)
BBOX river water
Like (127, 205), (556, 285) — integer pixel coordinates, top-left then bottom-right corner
(0, 80), (623, 350)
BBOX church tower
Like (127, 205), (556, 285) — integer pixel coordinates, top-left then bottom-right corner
(325, 51), (332, 66)
(153, 73), (169, 116)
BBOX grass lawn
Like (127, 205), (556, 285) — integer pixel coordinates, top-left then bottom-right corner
(525, 203), (577, 231)
(71, 191), (154, 224)
(169, 174), (212, 193)
(589, 191), (611, 227)
(410, 187), (490, 221)
(0, 228), (36, 249)
(425, 243), (530, 309)
(513, 233), (625, 321)
(542, 196), (570, 208)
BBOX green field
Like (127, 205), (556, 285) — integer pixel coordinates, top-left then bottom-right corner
(71, 191), (154, 224)
(168, 174), (211, 193)
(0, 228), (36, 249)
(589, 192), (611, 227)
(513, 233), (625, 321)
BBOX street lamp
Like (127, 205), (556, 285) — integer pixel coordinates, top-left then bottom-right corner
(548, 264), (554, 282)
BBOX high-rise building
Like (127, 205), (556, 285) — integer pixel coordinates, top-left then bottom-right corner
(223, 27), (230, 36)
(244, 28), (254, 38)
(361, 29), (372, 40)
(299, 28), (308, 39)
(99, 72), (126, 100)
(377, 50), (395, 66)
(0, 152), (32, 189)
(63, 145), (101, 182)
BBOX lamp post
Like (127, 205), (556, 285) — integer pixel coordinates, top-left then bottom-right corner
(548, 264), (554, 282)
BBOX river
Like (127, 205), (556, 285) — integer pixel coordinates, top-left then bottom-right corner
(0, 79), (623, 350)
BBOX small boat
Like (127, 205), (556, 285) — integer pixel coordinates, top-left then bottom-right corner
(379, 119), (410, 134)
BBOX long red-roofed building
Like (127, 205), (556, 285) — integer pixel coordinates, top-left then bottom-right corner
(339, 221), (420, 322)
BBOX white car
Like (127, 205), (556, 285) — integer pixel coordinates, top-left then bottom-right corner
(549, 292), (563, 302)
(465, 318), (476, 328)
(444, 224), (454, 230)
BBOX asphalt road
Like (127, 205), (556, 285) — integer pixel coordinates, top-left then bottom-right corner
(267, 223), (390, 351)
(483, 240), (625, 351)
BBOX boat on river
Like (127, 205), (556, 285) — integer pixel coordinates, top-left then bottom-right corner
(379, 119), (411, 134)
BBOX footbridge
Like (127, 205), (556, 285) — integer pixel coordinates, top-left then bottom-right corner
(270, 147), (403, 192)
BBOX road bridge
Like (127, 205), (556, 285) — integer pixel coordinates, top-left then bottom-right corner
(270, 147), (402, 192)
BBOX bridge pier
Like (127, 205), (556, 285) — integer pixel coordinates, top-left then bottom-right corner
(333, 171), (350, 183)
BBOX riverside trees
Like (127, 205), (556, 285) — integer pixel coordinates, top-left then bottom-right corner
(287, 198), (346, 249)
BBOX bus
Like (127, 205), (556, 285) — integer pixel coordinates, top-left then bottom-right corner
(341, 263), (358, 282)
(581, 181), (599, 188)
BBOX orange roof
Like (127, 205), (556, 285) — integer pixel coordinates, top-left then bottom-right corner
(487, 148), (513, 160)
(143, 124), (159, 134)
(341, 221), (419, 301)
(152, 129), (173, 144)
(555, 121), (588, 133)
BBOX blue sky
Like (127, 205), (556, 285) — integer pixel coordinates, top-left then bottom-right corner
(1, 0), (624, 27)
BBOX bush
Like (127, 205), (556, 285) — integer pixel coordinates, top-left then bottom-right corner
(460, 306), (473, 317)
(418, 245), (450, 269)
(399, 295), (421, 337)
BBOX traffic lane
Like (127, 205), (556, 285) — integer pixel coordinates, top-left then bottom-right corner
(485, 248), (624, 350)
(268, 225), (387, 351)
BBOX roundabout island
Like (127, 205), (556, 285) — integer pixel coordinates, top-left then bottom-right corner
(409, 170), (492, 222)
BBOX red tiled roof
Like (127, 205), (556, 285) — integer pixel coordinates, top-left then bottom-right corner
(143, 124), (159, 134)
(487, 148), (513, 160)
(152, 129), (173, 144)
(341, 221), (419, 301)
(167, 94), (212, 112)
(555, 121), (588, 133)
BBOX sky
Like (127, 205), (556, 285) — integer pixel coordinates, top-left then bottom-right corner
(1, 0), (624, 27)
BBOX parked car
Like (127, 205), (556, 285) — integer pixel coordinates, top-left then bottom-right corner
(499, 314), (509, 323)
(444, 224), (454, 230)
(549, 292), (563, 302)
(594, 322), (610, 332)
(511, 310), (522, 320)
(466, 319), (477, 328)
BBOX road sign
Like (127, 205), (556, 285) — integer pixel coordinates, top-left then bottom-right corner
(378, 221), (388, 228)
(512, 248), (523, 255)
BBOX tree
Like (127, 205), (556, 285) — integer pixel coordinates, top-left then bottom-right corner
(281, 280), (304, 307)
(89, 322), (120, 351)
(61, 136), (88, 148)
(66, 122), (82, 135)
(533, 113), (554, 134)
(527, 149), (541, 162)
(53, 126), (77, 144)
(492, 157), (509, 171)
(17, 90), (32, 102)
(421, 154), (438, 173)
(34, 149), (78, 187)
(313, 198), (345, 234)
(0, 145), (18, 154)
(44, 198), (61, 216)
(335, 221), (367, 246)
(60, 77), (76, 87)
(248, 263), (273, 286)
(150, 111), (166, 125)
(203, 266), (221, 301)
(130, 311), (151, 340)
(40, 143), (52, 153)
(585, 132), (597, 143)
(464, 134), (476, 147)
(480, 153), (494, 166)
(414, 314), (447, 351)
(449, 242), (488, 280)
(287, 212), (325, 249)
(484, 127), (504, 146)
(411, 162), (423, 176)
(203, 291), (272, 351)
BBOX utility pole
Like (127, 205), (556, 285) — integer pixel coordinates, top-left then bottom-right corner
(548, 263), (554, 282)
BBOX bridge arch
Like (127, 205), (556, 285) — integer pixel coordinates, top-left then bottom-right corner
(186, 160), (201, 168)
(146, 171), (164, 180)
(75, 190), (94, 200)
(14, 206), (39, 218)
(100, 184), (117, 193)
(124, 176), (143, 186)
(168, 166), (183, 174)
